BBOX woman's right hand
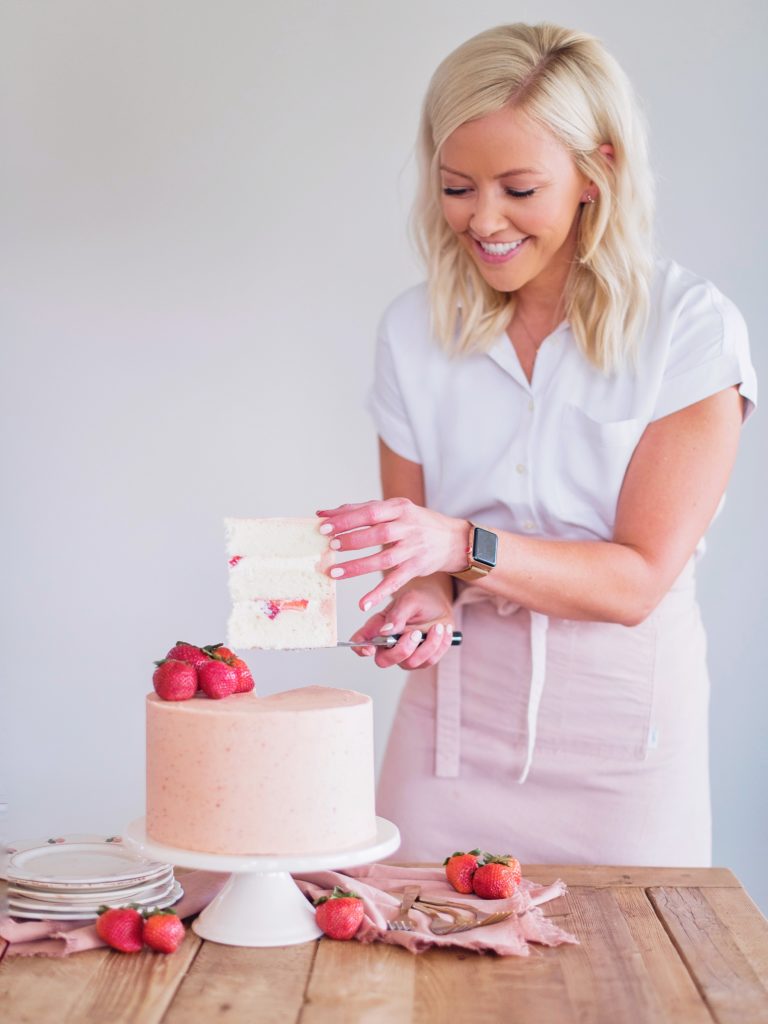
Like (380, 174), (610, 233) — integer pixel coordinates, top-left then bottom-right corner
(347, 576), (454, 670)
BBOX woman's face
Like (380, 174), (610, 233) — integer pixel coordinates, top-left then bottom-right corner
(439, 104), (591, 298)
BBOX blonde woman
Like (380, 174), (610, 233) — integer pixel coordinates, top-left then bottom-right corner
(317, 24), (756, 865)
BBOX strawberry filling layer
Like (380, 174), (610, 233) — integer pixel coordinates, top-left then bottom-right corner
(254, 598), (310, 620)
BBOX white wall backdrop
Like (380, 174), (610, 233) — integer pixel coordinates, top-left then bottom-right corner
(2, 0), (765, 911)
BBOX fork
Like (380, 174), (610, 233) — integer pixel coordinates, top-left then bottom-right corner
(414, 902), (514, 935)
(386, 885), (421, 931)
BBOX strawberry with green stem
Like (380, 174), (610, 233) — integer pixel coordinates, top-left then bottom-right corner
(443, 848), (483, 894)
(314, 886), (365, 940)
(472, 854), (522, 899)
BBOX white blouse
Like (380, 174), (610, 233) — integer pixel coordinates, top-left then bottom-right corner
(367, 259), (757, 549)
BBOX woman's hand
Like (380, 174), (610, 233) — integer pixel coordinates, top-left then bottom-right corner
(317, 498), (469, 610)
(347, 577), (454, 670)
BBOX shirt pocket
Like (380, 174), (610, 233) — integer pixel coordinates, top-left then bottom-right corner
(555, 404), (645, 533)
(536, 616), (656, 762)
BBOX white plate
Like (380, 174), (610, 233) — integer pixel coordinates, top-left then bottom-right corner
(10, 868), (174, 901)
(7, 839), (169, 886)
(8, 880), (184, 921)
(9, 876), (177, 910)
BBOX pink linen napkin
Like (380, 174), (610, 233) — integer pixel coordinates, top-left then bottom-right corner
(292, 863), (577, 956)
(1, 865), (576, 958)
(0, 870), (228, 957)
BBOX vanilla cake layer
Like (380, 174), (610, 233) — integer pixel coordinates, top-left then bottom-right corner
(146, 688), (377, 855)
(225, 517), (336, 649)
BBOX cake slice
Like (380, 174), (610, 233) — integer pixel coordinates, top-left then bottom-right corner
(225, 517), (337, 649)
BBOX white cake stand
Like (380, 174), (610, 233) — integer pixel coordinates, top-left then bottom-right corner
(125, 817), (399, 948)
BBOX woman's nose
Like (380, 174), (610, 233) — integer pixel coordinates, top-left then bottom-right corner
(469, 192), (509, 237)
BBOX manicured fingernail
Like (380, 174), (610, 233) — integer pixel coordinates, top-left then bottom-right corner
(362, 601), (372, 611)
(380, 622), (394, 633)
(447, 623), (453, 635)
(319, 523), (332, 534)
(329, 539), (341, 549)
(330, 567), (344, 578)
(410, 630), (422, 642)
(435, 623), (444, 636)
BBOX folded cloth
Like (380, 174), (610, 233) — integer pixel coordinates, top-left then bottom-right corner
(293, 863), (577, 956)
(0, 870), (228, 957)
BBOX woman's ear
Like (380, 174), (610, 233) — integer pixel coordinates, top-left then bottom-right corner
(599, 143), (615, 163)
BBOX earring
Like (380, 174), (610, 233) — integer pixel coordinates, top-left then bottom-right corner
(584, 193), (596, 204)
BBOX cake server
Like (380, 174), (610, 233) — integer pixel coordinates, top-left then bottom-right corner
(337, 631), (462, 648)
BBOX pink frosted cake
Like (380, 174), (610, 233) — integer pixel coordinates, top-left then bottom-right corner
(146, 686), (377, 855)
(225, 517), (337, 650)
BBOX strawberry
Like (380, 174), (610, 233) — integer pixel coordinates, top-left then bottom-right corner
(230, 656), (255, 694)
(165, 642), (210, 671)
(143, 910), (185, 953)
(202, 643), (236, 664)
(96, 906), (144, 953)
(254, 598), (308, 620)
(198, 659), (238, 699)
(153, 659), (197, 701)
(314, 886), (365, 940)
(471, 855), (522, 899)
(443, 849), (482, 894)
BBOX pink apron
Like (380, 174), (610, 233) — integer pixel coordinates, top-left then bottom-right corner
(377, 558), (712, 866)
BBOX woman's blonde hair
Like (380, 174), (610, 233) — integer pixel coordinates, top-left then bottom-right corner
(412, 23), (655, 372)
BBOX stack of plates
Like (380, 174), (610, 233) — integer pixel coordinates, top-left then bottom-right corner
(5, 834), (183, 920)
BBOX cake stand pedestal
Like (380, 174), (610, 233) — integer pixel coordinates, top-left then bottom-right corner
(125, 817), (399, 948)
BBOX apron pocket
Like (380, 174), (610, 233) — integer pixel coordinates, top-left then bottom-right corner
(536, 616), (656, 761)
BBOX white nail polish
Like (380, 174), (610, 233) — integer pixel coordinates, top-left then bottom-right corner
(319, 523), (332, 534)
(436, 623), (444, 635)
(330, 567), (344, 578)
(410, 630), (422, 642)
(362, 601), (372, 612)
(329, 539), (341, 550)
(380, 622), (394, 633)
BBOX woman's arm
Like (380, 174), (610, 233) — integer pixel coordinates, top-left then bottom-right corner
(320, 386), (744, 625)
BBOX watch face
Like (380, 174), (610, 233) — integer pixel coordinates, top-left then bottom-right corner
(472, 527), (498, 568)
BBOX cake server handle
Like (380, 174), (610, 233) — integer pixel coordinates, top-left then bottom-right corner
(337, 631), (462, 649)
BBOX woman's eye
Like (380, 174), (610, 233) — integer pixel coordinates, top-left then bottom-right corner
(441, 186), (536, 198)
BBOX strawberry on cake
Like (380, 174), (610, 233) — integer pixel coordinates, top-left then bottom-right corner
(225, 517), (337, 649)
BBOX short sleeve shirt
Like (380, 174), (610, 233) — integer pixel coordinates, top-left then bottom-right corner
(366, 259), (757, 544)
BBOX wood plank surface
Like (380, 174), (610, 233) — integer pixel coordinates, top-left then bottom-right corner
(4, 866), (767, 1024)
(521, 866), (739, 888)
(64, 927), (203, 1024)
(648, 886), (768, 1024)
(703, 885), (768, 985)
(553, 885), (714, 1024)
(1, 946), (108, 1024)
(302, 939), (416, 1024)
(165, 939), (316, 1024)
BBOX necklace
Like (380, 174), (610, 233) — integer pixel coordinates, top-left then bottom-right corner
(513, 299), (565, 349)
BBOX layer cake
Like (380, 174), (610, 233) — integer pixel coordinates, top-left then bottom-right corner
(225, 517), (336, 649)
(146, 686), (377, 855)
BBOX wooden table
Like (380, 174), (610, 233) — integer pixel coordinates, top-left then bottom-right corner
(2, 865), (767, 1023)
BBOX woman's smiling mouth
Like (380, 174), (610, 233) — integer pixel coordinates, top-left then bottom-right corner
(471, 235), (530, 263)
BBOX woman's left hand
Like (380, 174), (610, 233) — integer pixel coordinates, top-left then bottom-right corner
(316, 498), (469, 610)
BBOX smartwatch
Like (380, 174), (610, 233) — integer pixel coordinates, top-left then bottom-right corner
(452, 522), (498, 581)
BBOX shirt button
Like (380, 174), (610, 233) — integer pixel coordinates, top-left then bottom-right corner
(516, 464), (527, 474)
(522, 520), (536, 532)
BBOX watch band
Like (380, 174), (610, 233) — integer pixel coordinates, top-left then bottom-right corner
(452, 522), (498, 581)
